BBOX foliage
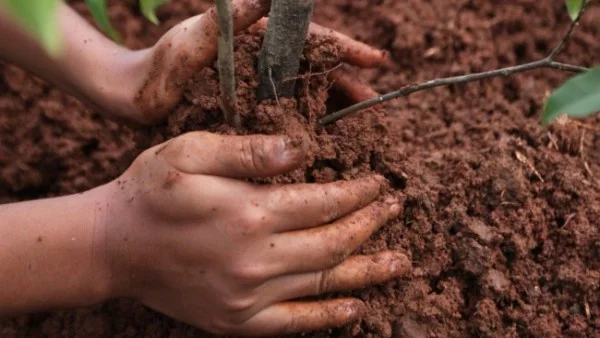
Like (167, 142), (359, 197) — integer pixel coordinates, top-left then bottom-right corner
(2, 0), (61, 55)
(86, 0), (167, 42)
(541, 0), (599, 125)
(85, 0), (122, 42)
(566, 0), (586, 20)
(1, 0), (166, 54)
(541, 68), (600, 125)
(140, 0), (168, 25)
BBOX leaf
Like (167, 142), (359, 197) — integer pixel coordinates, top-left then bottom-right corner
(541, 67), (600, 125)
(2, 0), (62, 55)
(140, 0), (168, 25)
(566, 0), (586, 21)
(85, 0), (122, 43)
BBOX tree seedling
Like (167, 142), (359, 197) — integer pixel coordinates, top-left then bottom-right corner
(1, 0), (598, 127)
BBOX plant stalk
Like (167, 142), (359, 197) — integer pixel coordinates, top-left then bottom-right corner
(216, 0), (239, 127)
(257, 0), (314, 101)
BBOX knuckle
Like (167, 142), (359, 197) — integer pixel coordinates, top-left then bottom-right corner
(315, 269), (335, 295)
(165, 132), (210, 159)
(229, 261), (268, 282)
(235, 205), (269, 236)
(270, 186), (303, 209)
(239, 136), (268, 172)
(282, 315), (302, 334)
(222, 295), (257, 313)
(320, 202), (341, 224)
(323, 238), (351, 267)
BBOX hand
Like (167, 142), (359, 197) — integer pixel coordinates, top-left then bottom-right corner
(102, 132), (410, 335)
(127, 0), (387, 125)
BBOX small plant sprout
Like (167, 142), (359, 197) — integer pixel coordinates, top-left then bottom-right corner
(566, 0), (587, 20)
(541, 0), (600, 125)
(2, 0), (62, 55)
(0, 0), (166, 53)
(85, 0), (167, 43)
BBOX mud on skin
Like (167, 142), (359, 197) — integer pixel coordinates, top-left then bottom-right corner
(1, 0), (600, 337)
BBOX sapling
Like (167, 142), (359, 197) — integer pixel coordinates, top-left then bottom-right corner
(256, 0), (314, 102)
(3, 0), (598, 127)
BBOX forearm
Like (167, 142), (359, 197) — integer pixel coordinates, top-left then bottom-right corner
(0, 2), (148, 122)
(0, 185), (114, 317)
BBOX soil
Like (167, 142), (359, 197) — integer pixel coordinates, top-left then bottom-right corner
(1, 0), (600, 337)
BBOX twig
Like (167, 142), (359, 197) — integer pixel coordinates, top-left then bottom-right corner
(561, 213), (577, 229)
(216, 0), (239, 127)
(268, 67), (281, 108)
(282, 63), (343, 83)
(320, 2), (590, 126)
(548, 1), (588, 59)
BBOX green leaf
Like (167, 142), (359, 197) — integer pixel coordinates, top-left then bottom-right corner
(85, 0), (122, 43)
(140, 0), (167, 25)
(2, 0), (62, 55)
(541, 68), (600, 125)
(566, 0), (585, 21)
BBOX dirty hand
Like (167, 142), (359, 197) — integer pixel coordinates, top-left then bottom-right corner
(102, 132), (409, 335)
(0, 1), (386, 126)
(131, 0), (388, 125)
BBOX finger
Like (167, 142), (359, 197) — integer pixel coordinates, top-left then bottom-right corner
(137, 0), (272, 122)
(328, 67), (382, 106)
(307, 23), (389, 68)
(231, 298), (365, 336)
(156, 0), (272, 81)
(158, 131), (307, 178)
(269, 201), (401, 274)
(267, 251), (410, 303)
(249, 19), (388, 68)
(264, 175), (385, 233)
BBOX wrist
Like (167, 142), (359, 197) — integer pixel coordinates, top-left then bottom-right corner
(50, 3), (154, 125)
(82, 48), (152, 125)
(0, 183), (117, 315)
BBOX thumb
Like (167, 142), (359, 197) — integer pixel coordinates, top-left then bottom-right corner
(160, 132), (307, 178)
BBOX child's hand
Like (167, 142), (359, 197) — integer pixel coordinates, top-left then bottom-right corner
(102, 132), (409, 335)
(127, 0), (388, 125)
(1, 0), (386, 126)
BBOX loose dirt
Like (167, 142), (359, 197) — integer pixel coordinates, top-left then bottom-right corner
(1, 0), (599, 337)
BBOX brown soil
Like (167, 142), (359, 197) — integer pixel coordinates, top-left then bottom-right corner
(1, 0), (600, 337)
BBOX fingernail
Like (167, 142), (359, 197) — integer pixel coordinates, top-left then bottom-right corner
(345, 300), (366, 319)
(372, 174), (386, 183)
(389, 254), (410, 276)
(384, 195), (399, 204)
(280, 136), (304, 161)
(371, 175), (388, 190)
(389, 203), (401, 217)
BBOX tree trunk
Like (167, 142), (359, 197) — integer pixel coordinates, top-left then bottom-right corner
(257, 0), (314, 101)
(216, 0), (239, 127)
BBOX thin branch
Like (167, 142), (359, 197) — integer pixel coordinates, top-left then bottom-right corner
(319, 1), (591, 126)
(320, 61), (588, 125)
(216, 0), (239, 127)
(282, 63), (343, 83)
(548, 0), (588, 59)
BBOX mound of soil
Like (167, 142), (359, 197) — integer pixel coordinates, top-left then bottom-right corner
(1, 0), (599, 337)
